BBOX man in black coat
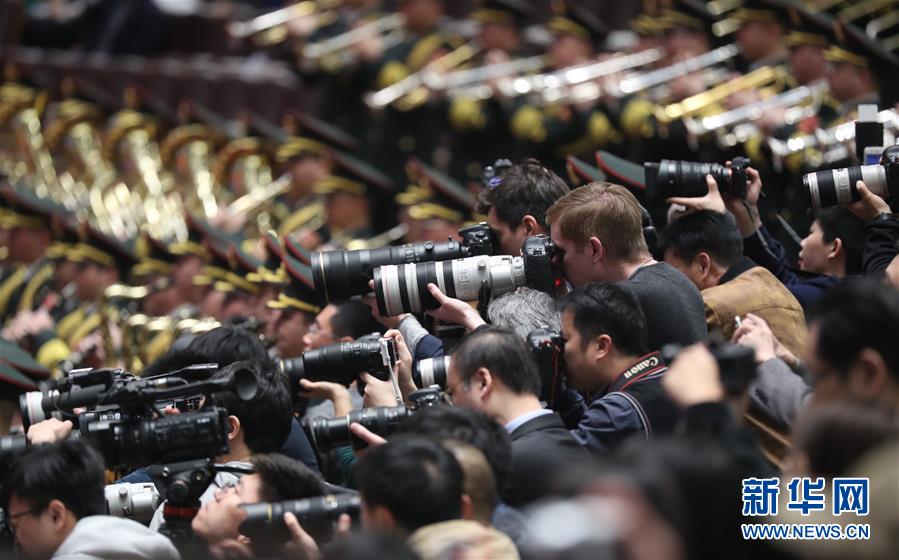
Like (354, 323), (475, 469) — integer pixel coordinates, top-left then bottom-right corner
(446, 327), (588, 508)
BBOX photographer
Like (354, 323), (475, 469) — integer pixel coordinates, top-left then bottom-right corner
(445, 327), (587, 507)
(191, 453), (327, 559)
(842, 181), (899, 283)
(546, 182), (707, 349)
(659, 210), (807, 354)
(672, 168), (866, 310)
(1, 439), (179, 560)
(476, 160), (570, 256)
(734, 279), (899, 428)
(556, 283), (679, 454)
(355, 437), (518, 560)
(149, 360), (294, 530)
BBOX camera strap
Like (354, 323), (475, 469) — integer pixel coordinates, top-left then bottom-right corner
(606, 351), (666, 394)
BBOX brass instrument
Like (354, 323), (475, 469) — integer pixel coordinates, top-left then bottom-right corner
(507, 48), (665, 105)
(656, 65), (787, 123)
(227, 1), (326, 45)
(423, 54), (549, 97)
(684, 80), (830, 147)
(10, 106), (61, 201)
(611, 44), (741, 98)
(303, 13), (407, 70)
(344, 223), (410, 250)
(767, 108), (899, 160)
(99, 283), (149, 368)
(364, 42), (483, 110)
(227, 173), (289, 219)
(868, 12), (899, 53)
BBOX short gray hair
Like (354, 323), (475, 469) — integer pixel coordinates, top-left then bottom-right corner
(487, 288), (560, 340)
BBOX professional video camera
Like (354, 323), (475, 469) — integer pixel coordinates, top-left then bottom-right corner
(373, 235), (561, 317)
(307, 387), (445, 451)
(805, 145), (898, 208)
(279, 336), (397, 390)
(413, 326), (566, 406)
(240, 493), (361, 536)
(15, 363), (257, 468)
(312, 223), (497, 302)
(645, 156), (750, 199)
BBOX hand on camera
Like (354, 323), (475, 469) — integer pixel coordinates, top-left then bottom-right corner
(27, 418), (73, 445)
(846, 181), (891, 222)
(382, 329), (418, 400)
(363, 281), (406, 328)
(350, 422), (387, 448)
(732, 313), (796, 367)
(666, 174), (727, 217)
(298, 379), (353, 417)
(209, 539), (253, 560)
(662, 344), (725, 407)
(282, 512), (322, 560)
(361, 373), (398, 408)
(424, 284), (486, 331)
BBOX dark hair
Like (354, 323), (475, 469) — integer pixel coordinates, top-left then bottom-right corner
(187, 325), (271, 365)
(658, 211), (743, 269)
(394, 406), (514, 503)
(557, 283), (649, 357)
(476, 159), (570, 230)
(142, 325), (274, 378)
(450, 327), (542, 396)
(815, 207), (865, 275)
(251, 453), (324, 503)
(355, 437), (464, 533)
(211, 361), (293, 453)
(792, 400), (899, 478)
(1, 440), (106, 520)
(807, 278), (899, 382)
(330, 301), (384, 339)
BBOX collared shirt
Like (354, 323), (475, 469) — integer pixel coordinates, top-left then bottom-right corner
(504, 408), (553, 434)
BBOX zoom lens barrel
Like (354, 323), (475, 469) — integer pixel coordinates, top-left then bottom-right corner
(311, 240), (472, 302)
(308, 406), (410, 451)
(279, 340), (387, 390)
(373, 255), (526, 317)
(804, 164), (888, 208)
(413, 356), (450, 389)
(241, 494), (361, 531)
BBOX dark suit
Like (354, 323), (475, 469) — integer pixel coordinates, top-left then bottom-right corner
(507, 412), (589, 508)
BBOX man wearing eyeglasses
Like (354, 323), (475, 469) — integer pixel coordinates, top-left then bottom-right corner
(1, 439), (179, 560)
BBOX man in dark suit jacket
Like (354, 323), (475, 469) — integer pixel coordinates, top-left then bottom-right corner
(447, 327), (588, 508)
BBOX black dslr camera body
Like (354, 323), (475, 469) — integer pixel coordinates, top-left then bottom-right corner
(527, 327), (566, 406)
(645, 156), (750, 199)
(661, 340), (756, 395)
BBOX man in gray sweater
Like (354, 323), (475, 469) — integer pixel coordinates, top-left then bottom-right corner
(546, 182), (707, 350)
(1, 439), (179, 560)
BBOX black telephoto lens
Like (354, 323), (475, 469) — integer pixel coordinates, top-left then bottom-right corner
(312, 240), (471, 302)
(645, 160), (732, 198)
(279, 340), (390, 391)
(241, 494), (361, 532)
(412, 356), (450, 389)
(308, 406), (410, 451)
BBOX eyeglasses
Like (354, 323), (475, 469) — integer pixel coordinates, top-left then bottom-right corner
(6, 506), (46, 533)
(443, 378), (469, 405)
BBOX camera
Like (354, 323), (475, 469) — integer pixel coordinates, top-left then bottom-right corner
(413, 355), (451, 389)
(279, 336), (397, 390)
(105, 483), (161, 523)
(240, 493), (361, 533)
(661, 340), (756, 395)
(311, 223), (497, 302)
(644, 156), (750, 199)
(307, 387), (445, 451)
(527, 327), (566, 405)
(373, 235), (560, 317)
(804, 145), (898, 208)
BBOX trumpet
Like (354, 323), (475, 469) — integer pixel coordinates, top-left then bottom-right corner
(364, 42), (482, 110)
(303, 13), (407, 66)
(768, 108), (899, 159)
(227, 1), (321, 44)
(685, 80), (830, 147)
(424, 54), (549, 95)
(500, 47), (665, 103)
(611, 44), (741, 98)
(656, 65), (787, 123)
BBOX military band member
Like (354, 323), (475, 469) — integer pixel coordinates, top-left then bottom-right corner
(267, 254), (323, 360)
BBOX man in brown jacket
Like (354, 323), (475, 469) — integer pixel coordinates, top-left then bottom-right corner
(660, 211), (807, 357)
